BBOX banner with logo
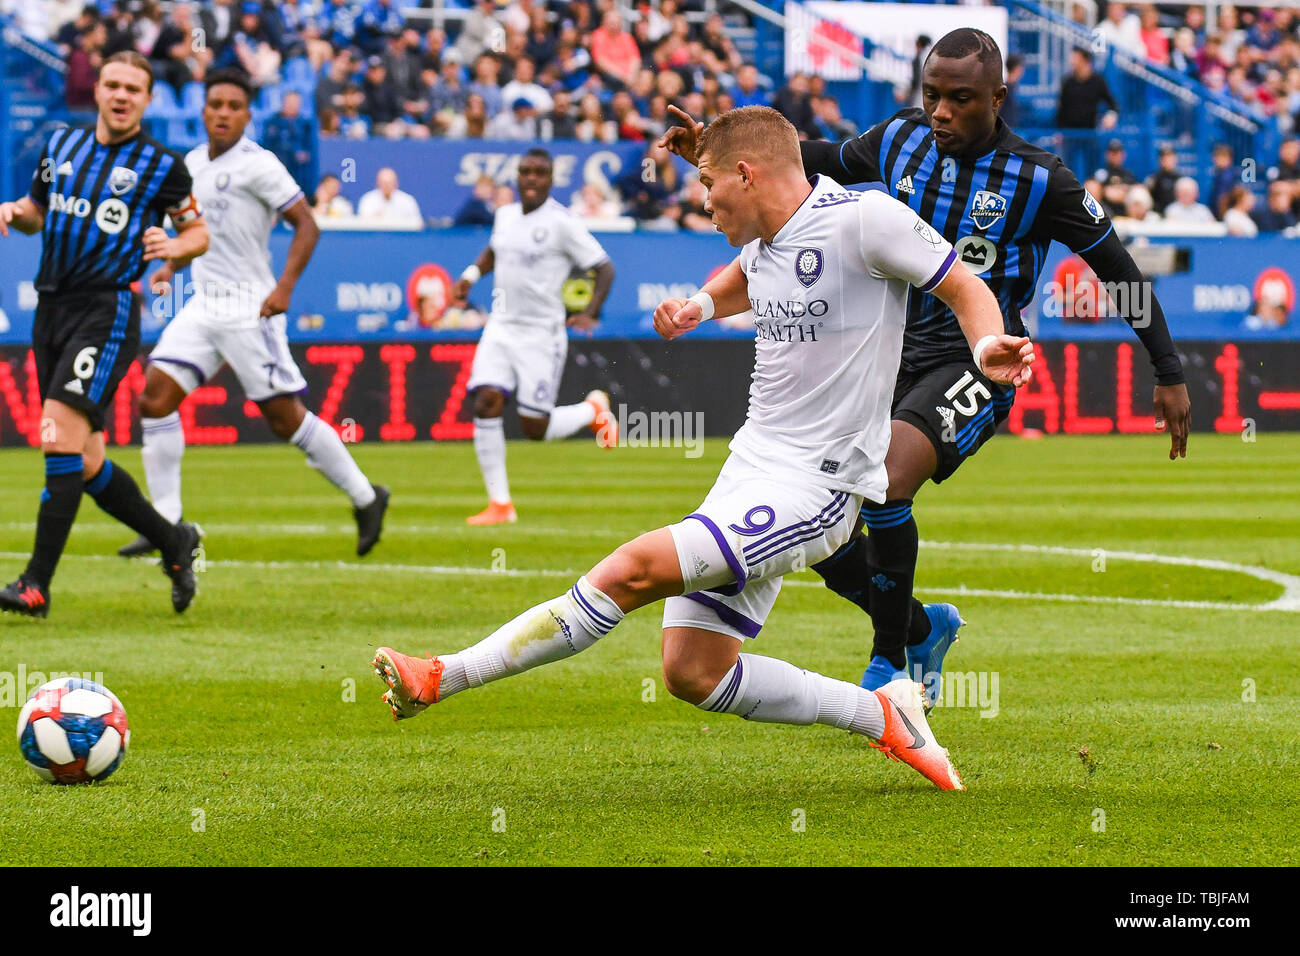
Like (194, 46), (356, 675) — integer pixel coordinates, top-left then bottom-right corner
(0, 339), (1293, 447)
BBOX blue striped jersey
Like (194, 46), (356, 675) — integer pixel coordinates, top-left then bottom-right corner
(804, 109), (1113, 374)
(27, 125), (195, 295)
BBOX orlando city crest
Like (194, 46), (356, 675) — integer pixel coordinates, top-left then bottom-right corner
(969, 189), (1006, 231)
(795, 248), (823, 288)
(108, 165), (138, 197)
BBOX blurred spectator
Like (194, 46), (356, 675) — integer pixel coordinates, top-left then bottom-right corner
(1163, 177), (1215, 223)
(1148, 145), (1182, 211)
(1137, 5), (1168, 64)
(382, 27), (426, 110)
(318, 107), (340, 137)
(903, 34), (932, 108)
(1096, 139), (1137, 185)
(731, 64), (770, 108)
(591, 11), (640, 90)
(493, 184), (515, 209)
(201, 0), (237, 57)
(570, 181), (622, 220)
(1001, 54), (1025, 127)
(1270, 137), (1300, 190)
(1058, 48), (1119, 130)
(616, 142), (680, 229)
(575, 93), (617, 143)
(1222, 186), (1259, 236)
(487, 97), (539, 140)
(338, 84), (371, 139)
(814, 96), (857, 140)
(1252, 180), (1298, 232)
(1097, 3), (1144, 56)
(501, 56), (553, 113)
(55, 4), (99, 56)
(540, 89), (577, 140)
(298, 17), (336, 71)
(1208, 143), (1238, 218)
(677, 176), (713, 233)
(429, 57), (468, 135)
(454, 175), (498, 226)
(524, 7), (557, 68)
(455, 0), (502, 66)
(701, 13), (743, 74)
(636, 0), (671, 44)
(262, 90), (315, 191)
(443, 92), (489, 139)
(609, 90), (647, 140)
(467, 53), (505, 117)
(773, 73), (819, 139)
(66, 19), (107, 110)
(361, 56), (405, 137)
(103, 2), (139, 57)
(135, 1), (163, 57)
(1117, 184), (1160, 224)
(312, 173), (355, 219)
(316, 47), (358, 117)
(357, 0), (404, 57)
(1169, 28), (1200, 81)
(151, 2), (213, 95)
(218, 2), (281, 88)
(357, 167), (422, 226)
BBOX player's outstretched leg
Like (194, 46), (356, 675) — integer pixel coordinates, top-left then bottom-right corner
(663, 629), (963, 791)
(540, 389), (618, 448)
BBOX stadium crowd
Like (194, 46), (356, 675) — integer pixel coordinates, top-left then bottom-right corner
(8, 0), (1300, 229)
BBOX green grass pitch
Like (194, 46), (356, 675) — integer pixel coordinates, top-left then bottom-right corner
(1, 433), (1297, 866)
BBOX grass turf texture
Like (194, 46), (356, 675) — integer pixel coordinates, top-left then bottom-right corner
(0, 434), (1297, 866)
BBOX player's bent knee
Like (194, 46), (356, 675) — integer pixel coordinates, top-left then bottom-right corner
(519, 415), (548, 440)
(661, 642), (735, 705)
(473, 388), (506, 419)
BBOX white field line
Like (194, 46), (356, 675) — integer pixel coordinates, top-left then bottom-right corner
(0, 540), (1295, 613)
(0, 521), (626, 539)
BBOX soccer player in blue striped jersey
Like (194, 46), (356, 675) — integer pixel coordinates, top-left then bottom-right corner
(0, 52), (209, 618)
(661, 28), (1191, 707)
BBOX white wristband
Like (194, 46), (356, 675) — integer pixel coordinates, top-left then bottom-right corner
(460, 264), (482, 285)
(972, 334), (998, 374)
(688, 291), (715, 322)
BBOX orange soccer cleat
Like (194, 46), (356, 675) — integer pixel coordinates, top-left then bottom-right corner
(586, 389), (618, 449)
(466, 501), (518, 525)
(372, 648), (444, 721)
(870, 677), (965, 791)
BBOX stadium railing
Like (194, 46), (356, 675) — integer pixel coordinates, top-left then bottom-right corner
(0, 14), (72, 203)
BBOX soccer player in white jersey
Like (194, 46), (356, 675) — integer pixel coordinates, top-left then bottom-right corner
(452, 148), (618, 526)
(373, 107), (1034, 790)
(118, 68), (389, 558)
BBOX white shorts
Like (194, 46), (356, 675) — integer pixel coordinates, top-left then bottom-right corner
(465, 321), (567, 417)
(662, 455), (861, 642)
(149, 297), (308, 402)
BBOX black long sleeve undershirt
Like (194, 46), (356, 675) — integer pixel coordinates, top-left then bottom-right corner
(1078, 229), (1185, 385)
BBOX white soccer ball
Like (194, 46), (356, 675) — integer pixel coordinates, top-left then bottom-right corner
(16, 678), (130, 784)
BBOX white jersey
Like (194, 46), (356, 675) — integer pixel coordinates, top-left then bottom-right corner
(729, 175), (958, 502)
(487, 197), (609, 331)
(185, 137), (305, 321)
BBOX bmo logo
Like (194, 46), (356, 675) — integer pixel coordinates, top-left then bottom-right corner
(49, 193), (92, 217)
(95, 198), (130, 234)
(336, 282), (403, 311)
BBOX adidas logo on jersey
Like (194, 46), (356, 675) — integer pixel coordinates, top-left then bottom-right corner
(64, 379), (84, 395)
(895, 175), (915, 195)
(936, 405), (956, 431)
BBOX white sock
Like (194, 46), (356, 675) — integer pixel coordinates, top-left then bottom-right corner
(473, 417), (511, 503)
(698, 653), (885, 738)
(140, 412), (184, 523)
(542, 401), (596, 440)
(290, 411), (376, 508)
(438, 576), (624, 698)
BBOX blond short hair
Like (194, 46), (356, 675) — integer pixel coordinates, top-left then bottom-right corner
(696, 105), (801, 172)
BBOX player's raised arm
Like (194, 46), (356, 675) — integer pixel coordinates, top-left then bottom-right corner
(453, 247), (494, 304)
(261, 197), (320, 317)
(931, 263), (1034, 388)
(0, 196), (44, 237)
(1041, 163), (1190, 458)
(654, 255), (748, 341)
(657, 105), (705, 166)
(798, 122), (885, 185)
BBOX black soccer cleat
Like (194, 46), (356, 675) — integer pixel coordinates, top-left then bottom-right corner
(0, 575), (50, 619)
(161, 521), (203, 613)
(117, 534), (157, 558)
(354, 484), (390, 557)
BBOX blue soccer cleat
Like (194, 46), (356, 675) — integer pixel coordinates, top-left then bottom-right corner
(907, 603), (966, 713)
(859, 654), (908, 691)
